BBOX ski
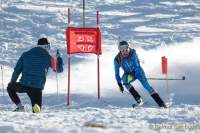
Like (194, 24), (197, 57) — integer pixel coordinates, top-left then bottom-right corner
(132, 101), (148, 108)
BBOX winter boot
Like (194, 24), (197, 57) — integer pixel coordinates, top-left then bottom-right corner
(33, 104), (41, 113)
(151, 93), (167, 108)
(13, 106), (25, 112)
(129, 87), (142, 104)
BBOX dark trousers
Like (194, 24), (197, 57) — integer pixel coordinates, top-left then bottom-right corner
(7, 82), (42, 109)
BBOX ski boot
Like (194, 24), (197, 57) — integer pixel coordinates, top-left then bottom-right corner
(151, 93), (167, 108)
(129, 87), (143, 107)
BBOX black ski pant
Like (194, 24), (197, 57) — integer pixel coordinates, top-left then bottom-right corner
(7, 82), (42, 109)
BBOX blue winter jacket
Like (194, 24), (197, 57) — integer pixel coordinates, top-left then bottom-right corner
(11, 47), (64, 89)
(114, 48), (142, 83)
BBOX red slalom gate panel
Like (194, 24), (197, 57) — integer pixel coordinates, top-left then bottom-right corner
(66, 27), (102, 55)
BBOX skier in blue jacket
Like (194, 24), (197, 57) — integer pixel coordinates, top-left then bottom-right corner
(114, 41), (167, 108)
(7, 37), (64, 112)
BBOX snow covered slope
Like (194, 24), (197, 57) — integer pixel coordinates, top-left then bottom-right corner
(0, 0), (200, 132)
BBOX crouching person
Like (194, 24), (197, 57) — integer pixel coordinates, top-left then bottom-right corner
(7, 37), (64, 113)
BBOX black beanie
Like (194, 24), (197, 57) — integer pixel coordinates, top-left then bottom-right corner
(119, 41), (129, 47)
(118, 41), (129, 51)
(38, 38), (50, 45)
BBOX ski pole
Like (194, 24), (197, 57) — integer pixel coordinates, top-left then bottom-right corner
(1, 65), (5, 96)
(55, 49), (60, 96)
(56, 67), (59, 96)
(144, 76), (185, 81)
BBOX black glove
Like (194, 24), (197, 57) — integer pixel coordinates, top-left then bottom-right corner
(117, 82), (124, 93)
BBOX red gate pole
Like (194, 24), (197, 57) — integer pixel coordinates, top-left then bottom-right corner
(67, 8), (71, 106)
(68, 8), (70, 25)
(83, 0), (86, 27)
(97, 11), (99, 25)
(96, 10), (100, 99)
(97, 55), (100, 99)
(67, 55), (71, 105)
(162, 56), (170, 112)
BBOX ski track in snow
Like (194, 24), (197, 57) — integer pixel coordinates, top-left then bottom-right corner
(0, 0), (200, 132)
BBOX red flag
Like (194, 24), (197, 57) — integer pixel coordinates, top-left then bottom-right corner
(51, 57), (57, 71)
(66, 27), (101, 55)
(162, 56), (168, 74)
